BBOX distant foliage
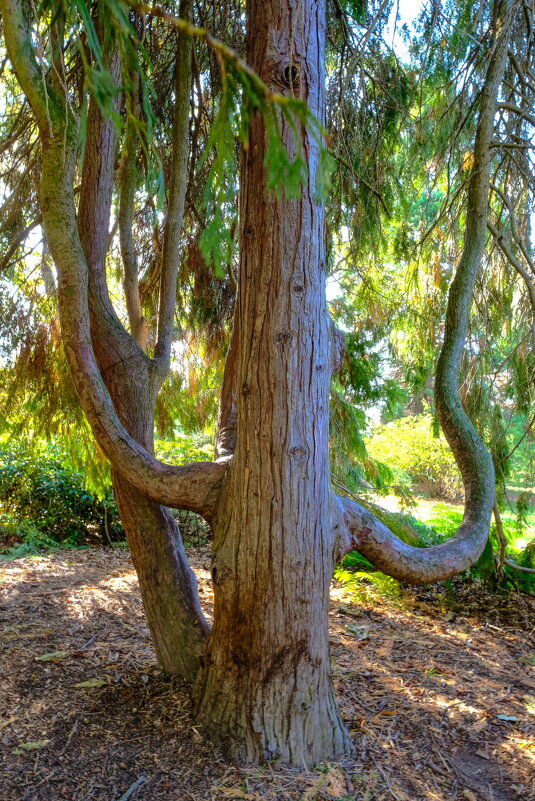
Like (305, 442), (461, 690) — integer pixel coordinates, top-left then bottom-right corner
(154, 435), (214, 465)
(0, 442), (123, 550)
(367, 414), (463, 500)
(0, 435), (216, 554)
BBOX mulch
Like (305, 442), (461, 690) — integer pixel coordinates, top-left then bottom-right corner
(0, 545), (534, 801)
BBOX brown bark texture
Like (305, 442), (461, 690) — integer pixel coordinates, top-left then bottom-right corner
(74, 18), (210, 679)
(194, 0), (352, 765)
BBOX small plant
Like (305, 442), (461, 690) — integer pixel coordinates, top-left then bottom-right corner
(0, 517), (59, 558)
(335, 551), (402, 602)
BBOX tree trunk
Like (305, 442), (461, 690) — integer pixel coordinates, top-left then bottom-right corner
(102, 358), (210, 680)
(194, 0), (351, 765)
(74, 28), (208, 681)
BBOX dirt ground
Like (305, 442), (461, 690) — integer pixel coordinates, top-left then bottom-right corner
(0, 546), (534, 801)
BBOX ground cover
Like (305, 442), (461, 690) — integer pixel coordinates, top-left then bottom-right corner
(0, 546), (534, 801)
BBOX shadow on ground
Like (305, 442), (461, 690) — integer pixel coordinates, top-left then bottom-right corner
(0, 547), (533, 801)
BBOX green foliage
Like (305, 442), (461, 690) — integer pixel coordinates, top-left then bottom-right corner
(514, 492), (533, 540)
(198, 58), (327, 273)
(0, 432), (215, 554)
(505, 417), (535, 490)
(155, 361), (223, 438)
(335, 550), (402, 603)
(0, 517), (59, 559)
(154, 435), (214, 465)
(367, 414), (463, 500)
(0, 441), (123, 548)
(517, 539), (535, 570)
(329, 328), (407, 497)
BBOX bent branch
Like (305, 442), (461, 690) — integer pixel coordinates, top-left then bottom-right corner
(2, 0), (226, 518)
(46, 136), (226, 517)
(336, 0), (515, 584)
(336, 495), (492, 584)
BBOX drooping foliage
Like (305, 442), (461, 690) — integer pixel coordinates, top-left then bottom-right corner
(0, 0), (533, 563)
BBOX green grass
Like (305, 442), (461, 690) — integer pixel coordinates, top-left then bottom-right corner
(374, 492), (535, 551)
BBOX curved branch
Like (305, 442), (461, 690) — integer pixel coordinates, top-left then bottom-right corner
(336, 495), (491, 584)
(0, 0), (58, 133)
(335, 0), (516, 584)
(45, 135), (226, 516)
(2, 0), (227, 519)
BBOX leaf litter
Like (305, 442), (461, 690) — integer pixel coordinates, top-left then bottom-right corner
(0, 545), (533, 800)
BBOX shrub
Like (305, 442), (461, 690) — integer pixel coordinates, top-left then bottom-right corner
(0, 441), (123, 548)
(154, 435), (214, 465)
(367, 414), (463, 500)
(0, 434), (215, 553)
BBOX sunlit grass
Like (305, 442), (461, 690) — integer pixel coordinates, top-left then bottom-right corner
(375, 493), (534, 551)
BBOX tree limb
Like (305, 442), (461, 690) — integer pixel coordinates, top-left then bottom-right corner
(336, 495), (492, 583)
(154, 0), (193, 371)
(496, 100), (535, 127)
(336, 0), (516, 584)
(502, 558), (535, 574)
(119, 75), (149, 350)
(1, 0), (227, 519)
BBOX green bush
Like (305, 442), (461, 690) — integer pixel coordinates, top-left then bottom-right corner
(0, 441), (123, 548)
(154, 435), (214, 465)
(0, 517), (60, 558)
(367, 414), (463, 500)
(0, 434), (216, 554)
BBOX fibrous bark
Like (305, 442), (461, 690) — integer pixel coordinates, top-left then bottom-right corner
(194, 0), (351, 765)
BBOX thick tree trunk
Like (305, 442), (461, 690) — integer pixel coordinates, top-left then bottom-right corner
(194, 0), (351, 765)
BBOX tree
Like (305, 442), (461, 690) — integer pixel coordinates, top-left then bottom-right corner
(0, 0), (522, 764)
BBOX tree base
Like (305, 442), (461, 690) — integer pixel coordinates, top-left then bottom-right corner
(194, 647), (353, 765)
